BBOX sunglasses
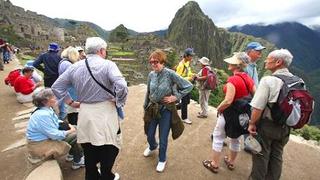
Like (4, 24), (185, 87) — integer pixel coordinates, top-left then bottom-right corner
(149, 60), (159, 65)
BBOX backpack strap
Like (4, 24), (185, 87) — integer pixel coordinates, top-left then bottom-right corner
(235, 74), (251, 95)
(273, 74), (305, 90)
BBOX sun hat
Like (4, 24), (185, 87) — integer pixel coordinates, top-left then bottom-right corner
(244, 135), (262, 154)
(198, 57), (210, 65)
(48, 42), (60, 52)
(224, 53), (242, 65)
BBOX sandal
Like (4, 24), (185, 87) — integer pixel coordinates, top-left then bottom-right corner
(224, 156), (235, 170)
(202, 160), (219, 173)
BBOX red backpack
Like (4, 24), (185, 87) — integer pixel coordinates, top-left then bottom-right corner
(269, 75), (314, 129)
(203, 67), (218, 91)
(4, 69), (21, 86)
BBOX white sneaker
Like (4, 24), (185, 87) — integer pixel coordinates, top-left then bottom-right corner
(156, 161), (166, 172)
(182, 118), (192, 124)
(143, 147), (156, 157)
(114, 172), (120, 180)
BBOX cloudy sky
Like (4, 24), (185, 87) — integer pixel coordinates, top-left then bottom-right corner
(9, 0), (320, 32)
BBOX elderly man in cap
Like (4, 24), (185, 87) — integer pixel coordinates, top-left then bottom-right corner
(195, 57), (211, 118)
(52, 37), (128, 180)
(175, 48), (196, 124)
(243, 42), (266, 152)
(245, 42), (266, 86)
(33, 42), (61, 87)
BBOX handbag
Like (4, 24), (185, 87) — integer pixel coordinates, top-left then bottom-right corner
(85, 58), (124, 120)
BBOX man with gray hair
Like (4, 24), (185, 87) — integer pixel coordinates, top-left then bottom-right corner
(52, 37), (128, 180)
(248, 49), (294, 180)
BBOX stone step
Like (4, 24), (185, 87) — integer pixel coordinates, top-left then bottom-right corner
(1, 138), (26, 152)
(12, 114), (31, 121)
(16, 108), (36, 116)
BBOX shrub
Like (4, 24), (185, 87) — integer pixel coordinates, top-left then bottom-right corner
(291, 125), (320, 142)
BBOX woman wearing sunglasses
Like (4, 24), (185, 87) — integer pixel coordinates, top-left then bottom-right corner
(143, 49), (193, 172)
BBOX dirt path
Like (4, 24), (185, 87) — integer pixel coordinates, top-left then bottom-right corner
(0, 59), (320, 180)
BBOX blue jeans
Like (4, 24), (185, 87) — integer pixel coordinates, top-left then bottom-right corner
(146, 107), (172, 162)
(58, 100), (67, 120)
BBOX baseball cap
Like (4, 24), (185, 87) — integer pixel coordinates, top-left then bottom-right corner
(246, 42), (266, 51)
(184, 48), (195, 56)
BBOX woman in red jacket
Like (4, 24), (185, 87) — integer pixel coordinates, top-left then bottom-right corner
(14, 66), (42, 103)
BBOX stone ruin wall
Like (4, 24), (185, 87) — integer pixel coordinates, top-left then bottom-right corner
(0, 0), (65, 48)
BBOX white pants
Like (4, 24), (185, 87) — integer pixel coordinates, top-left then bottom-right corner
(199, 89), (210, 116)
(16, 88), (42, 103)
(212, 114), (241, 152)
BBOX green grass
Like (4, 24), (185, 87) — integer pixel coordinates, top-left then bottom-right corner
(18, 54), (35, 66)
(110, 51), (135, 58)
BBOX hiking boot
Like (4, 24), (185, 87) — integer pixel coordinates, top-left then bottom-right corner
(182, 119), (192, 124)
(65, 153), (73, 162)
(156, 161), (166, 172)
(143, 147), (156, 157)
(72, 156), (85, 170)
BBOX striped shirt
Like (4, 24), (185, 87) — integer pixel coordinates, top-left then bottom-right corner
(52, 54), (128, 107)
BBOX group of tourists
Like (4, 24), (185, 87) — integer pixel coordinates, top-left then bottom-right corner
(2, 34), (308, 180)
(142, 41), (303, 180)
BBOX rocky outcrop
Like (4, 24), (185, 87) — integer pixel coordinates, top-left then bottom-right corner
(167, 1), (275, 70)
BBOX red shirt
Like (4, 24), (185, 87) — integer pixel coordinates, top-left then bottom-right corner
(201, 66), (209, 76)
(223, 72), (255, 101)
(14, 76), (35, 95)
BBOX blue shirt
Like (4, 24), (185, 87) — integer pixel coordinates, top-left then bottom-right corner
(52, 54), (128, 107)
(26, 107), (66, 141)
(144, 67), (193, 109)
(245, 63), (259, 86)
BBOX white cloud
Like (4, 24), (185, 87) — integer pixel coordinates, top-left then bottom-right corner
(9, 0), (320, 31)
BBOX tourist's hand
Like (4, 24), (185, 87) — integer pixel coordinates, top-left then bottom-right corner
(68, 124), (76, 134)
(162, 95), (177, 104)
(248, 123), (257, 135)
(70, 101), (80, 108)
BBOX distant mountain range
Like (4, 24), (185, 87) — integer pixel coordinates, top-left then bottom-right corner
(229, 22), (320, 124)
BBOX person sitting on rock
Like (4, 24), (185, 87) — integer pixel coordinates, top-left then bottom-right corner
(26, 88), (85, 170)
(14, 66), (42, 103)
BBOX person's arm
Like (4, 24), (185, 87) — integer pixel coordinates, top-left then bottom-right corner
(51, 67), (73, 103)
(37, 114), (69, 140)
(247, 108), (263, 135)
(143, 74), (151, 110)
(33, 54), (45, 72)
(169, 71), (193, 101)
(196, 67), (209, 81)
(107, 62), (128, 107)
(216, 83), (235, 113)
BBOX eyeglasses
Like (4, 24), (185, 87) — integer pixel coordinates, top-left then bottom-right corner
(149, 60), (159, 65)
